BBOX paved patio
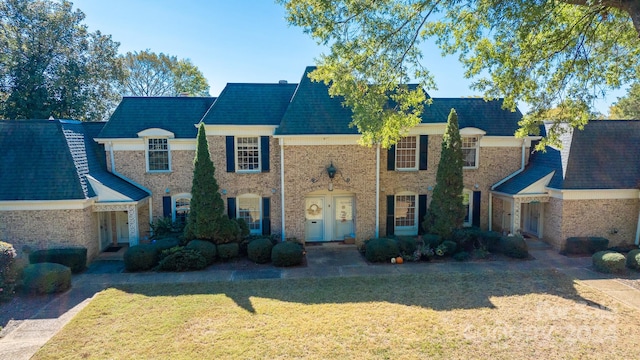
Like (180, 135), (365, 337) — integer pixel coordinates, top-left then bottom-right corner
(0, 239), (639, 360)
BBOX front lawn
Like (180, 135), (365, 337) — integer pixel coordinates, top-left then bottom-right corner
(34, 269), (639, 359)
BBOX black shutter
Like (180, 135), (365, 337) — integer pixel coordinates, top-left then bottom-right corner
(387, 145), (396, 171)
(262, 197), (271, 235)
(386, 195), (395, 236)
(472, 191), (481, 227)
(225, 136), (235, 172)
(227, 197), (236, 219)
(418, 194), (427, 235)
(260, 136), (270, 172)
(419, 135), (428, 170)
(162, 196), (171, 218)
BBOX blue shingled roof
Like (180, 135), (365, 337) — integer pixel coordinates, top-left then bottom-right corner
(0, 120), (149, 201)
(201, 83), (297, 125)
(98, 97), (216, 139)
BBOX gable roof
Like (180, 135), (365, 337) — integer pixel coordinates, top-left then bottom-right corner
(201, 83), (297, 125)
(0, 120), (149, 201)
(97, 97), (216, 139)
(495, 120), (640, 194)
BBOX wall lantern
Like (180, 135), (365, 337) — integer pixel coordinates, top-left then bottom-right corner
(327, 162), (337, 179)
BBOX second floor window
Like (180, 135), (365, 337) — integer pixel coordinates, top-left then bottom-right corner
(395, 136), (417, 170)
(148, 138), (169, 171)
(236, 137), (260, 172)
(462, 136), (479, 168)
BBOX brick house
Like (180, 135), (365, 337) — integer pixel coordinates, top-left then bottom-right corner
(2, 67), (638, 260)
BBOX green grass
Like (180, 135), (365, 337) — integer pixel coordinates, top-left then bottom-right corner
(34, 269), (639, 359)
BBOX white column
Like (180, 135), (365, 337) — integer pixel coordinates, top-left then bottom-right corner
(127, 205), (139, 246)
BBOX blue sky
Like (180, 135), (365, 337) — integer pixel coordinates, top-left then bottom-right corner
(72, 0), (620, 114)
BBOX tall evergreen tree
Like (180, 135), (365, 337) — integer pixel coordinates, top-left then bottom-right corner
(423, 108), (465, 239)
(184, 123), (225, 241)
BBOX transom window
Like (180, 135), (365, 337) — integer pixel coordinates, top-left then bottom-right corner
(147, 138), (169, 171)
(238, 195), (261, 234)
(395, 194), (416, 228)
(395, 136), (417, 170)
(174, 197), (190, 224)
(462, 136), (479, 168)
(236, 137), (260, 172)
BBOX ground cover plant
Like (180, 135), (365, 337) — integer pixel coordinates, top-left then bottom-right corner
(33, 269), (640, 359)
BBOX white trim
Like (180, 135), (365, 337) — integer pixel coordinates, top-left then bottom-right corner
(86, 175), (133, 201)
(460, 127), (486, 136)
(172, 193), (192, 223)
(404, 123), (447, 135)
(0, 198), (94, 211)
(276, 135), (362, 146)
(518, 172), (555, 194)
(395, 136), (419, 171)
(394, 191), (419, 236)
(204, 125), (277, 136)
(145, 137), (172, 173)
(170, 139), (196, 151)
(234, 136), (261, 173)
(480, 137), (524, 147)
(137, 128), (175, 138)
(95, 138), (195, 151)
(547, 188), (640, 200)
(462, 135), (480, 169)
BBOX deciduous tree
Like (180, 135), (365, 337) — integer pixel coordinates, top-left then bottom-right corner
(609, 83), (640, 119)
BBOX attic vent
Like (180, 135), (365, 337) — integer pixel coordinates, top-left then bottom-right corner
(279, 80), (288, 84)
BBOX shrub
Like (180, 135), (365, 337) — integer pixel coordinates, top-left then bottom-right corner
(625, 249), (640, 271)
(453, 251), (470, 262)
(435, 240), (457, 256)
(451, 227), (483, 251)
(215, 218), (241, 245)
(151, 237), (180, 253)
(150, 217), (185, 240)
(247, 238), (274, 264)
(271, 241), (304, 267)
(23, 263), (71, 294)
(186, 240), (217, 265)
(123, 244), (159, 272)
(365, 238), (400, 263)
(480, 231), (503, 253)
(395, 236), (417, 256)
(156, 248), (207, 272)
(563, 237), (609, 255)
(0, 241), (17, 273)
(235, 218), (250, 239)
(422, 234), (442, 249)
(29, 247), (87, 274)
(592, 250), (626, 274)
(217, 242), (240, 260)
(500, 235), (529, 259)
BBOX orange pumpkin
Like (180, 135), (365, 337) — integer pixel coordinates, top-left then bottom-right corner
(395, 256), (404, 264)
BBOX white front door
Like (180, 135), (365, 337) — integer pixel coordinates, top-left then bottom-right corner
(116, 211), (130, 244)
(99, 212), (112, 250)
(334, 196), (354, 240)
(305, 197), (325, 241)
(305, 192), (355, 242)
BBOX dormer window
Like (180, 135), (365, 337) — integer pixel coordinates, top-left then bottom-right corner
(137, 128), (175, 173)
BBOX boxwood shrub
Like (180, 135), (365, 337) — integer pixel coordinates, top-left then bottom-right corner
(123, 244), (159, 272)
(151, 237), (180, 253)
(365, 238), (400, 263)
(626, 249), (640, 271)
(499, 235), (529, 259)
(422, 234), (442, 249)
(29, 247), (87, 274)
(394, 236), (417, 255)
(217, 242), (240, 260)
(247, 238), (274, 264)
(593, 250), (626, 274)
(271, 241), (304, 267)
(23, 262), (71, 294)
(186, 240), (217, 265)
(480, 231), (503, 253)
(156, 248), (207, 272)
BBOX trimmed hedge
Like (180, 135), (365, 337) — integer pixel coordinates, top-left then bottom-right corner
(500, 235), (529, 259)
(422, 234), (442, 249)
(593, 250), (626, 274)
(157, 248), (207, 272)
(271, 241), (304, 267)
(247, 238), (274, 264)
(395, 236), (417, 255)
(23, 262), (71, 294)
(625, 249), (640, 271)
(123, 244), (159, 272)
(152, 238), (181, 253)
(217, 243), (240, 260)
(563, 237), (609, 255)
(29, 247), (87, 274)
(365, 238), (400, 263)
(186, 240), (217, 265)
(480, 231), (503, 253)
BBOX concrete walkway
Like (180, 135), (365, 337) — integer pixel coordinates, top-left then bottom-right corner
(1, 240), (639, 360)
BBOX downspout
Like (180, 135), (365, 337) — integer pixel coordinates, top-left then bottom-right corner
(489, 139), (527, 231)
(635, 192), (640, 246)
(280, 138), (286, 242)
(375, 143), (380, 238)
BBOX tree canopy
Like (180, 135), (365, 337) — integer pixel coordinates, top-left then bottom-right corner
(0, 0), (124, 121)
(279, 0), (640, 147)
(609, 83), (640, 119)
(120, 50), (210, 97)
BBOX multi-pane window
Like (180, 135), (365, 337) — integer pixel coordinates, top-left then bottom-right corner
(395, 194), (416, 228)
(395, 136), (417, 170)
(174, 197), (190, 224)
(236, 137), (260, 171)
(462, 136), (478, 168)
(148, 138), (169, 171)
(238, 195), (261, 234)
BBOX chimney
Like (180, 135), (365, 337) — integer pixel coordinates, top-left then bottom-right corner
(179, 92), (190, 97)
(278, 80), (288, 84)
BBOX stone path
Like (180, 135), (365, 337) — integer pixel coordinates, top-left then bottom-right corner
(1, 240), (639, 360)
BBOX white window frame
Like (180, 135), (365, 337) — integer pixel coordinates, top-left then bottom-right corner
(462, 189), (473, 227)
(146, 137), (171, 172)
(394, 192), (418, 235)
(172, 193), (191, 224)
(235, 136), (261, 173)
(462, 136), (480, 169)
(395, 136), (418, 171)
(237, 194), (262, 234)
